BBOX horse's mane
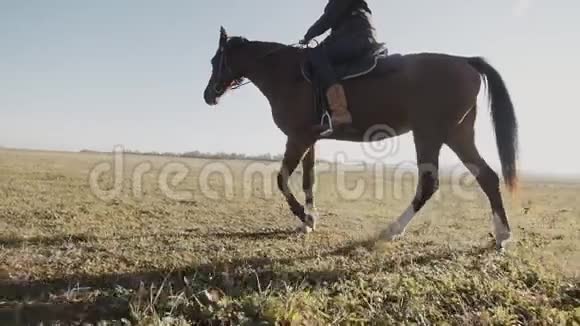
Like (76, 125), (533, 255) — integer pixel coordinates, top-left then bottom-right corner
(226, 36), (300, 56)
(224, 36), (302, 84)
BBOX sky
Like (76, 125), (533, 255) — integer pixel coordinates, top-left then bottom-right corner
(1, 0), (579, 176)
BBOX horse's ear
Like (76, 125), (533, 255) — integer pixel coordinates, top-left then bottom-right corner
(219, 26), (228, 47)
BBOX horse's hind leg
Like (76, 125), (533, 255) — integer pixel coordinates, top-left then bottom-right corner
(446, 108), (512, 250)
(381, 133), (443, 240)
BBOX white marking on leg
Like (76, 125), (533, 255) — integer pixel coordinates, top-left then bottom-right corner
(304, 202), (318, 231)
(303, 189), (318, 231)
(493, 212), (512, 250)
(381, 205), (416, 241)
(298, 224), (313, 234)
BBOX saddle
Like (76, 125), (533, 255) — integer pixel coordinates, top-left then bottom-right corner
(300, 45), (404, 136)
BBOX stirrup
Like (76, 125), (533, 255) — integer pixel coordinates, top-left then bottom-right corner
(319, 110), (333, 136)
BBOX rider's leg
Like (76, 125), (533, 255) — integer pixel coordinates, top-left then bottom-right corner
(308, 42), (352, 130)
(308, 35), (374, 132)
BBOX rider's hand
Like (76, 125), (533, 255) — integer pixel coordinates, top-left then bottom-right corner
(299, 38), (310, 46)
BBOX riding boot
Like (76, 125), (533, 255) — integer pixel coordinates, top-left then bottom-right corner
(326, 83), (352, 127)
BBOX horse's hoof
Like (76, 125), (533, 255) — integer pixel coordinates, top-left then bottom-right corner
(305, 219), (317, 232)
(495, 232), (512, 252)
(304, 206), (318, 231)
(379, 223), (405, 241)
(304, 214), (317, 231)
(297, 224), (313, 234)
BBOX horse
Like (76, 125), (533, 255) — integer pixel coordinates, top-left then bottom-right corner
(203, 27), (519, 251)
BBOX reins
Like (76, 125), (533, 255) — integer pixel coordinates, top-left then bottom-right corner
(226, 40), (317, 90)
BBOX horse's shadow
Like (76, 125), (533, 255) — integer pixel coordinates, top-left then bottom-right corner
(0, 228), (299, 249)
(0, 229), (495, 324)
(209, 228), (299, 240)
(0, 234), (92, 248)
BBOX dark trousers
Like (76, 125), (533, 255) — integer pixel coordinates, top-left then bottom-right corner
(307, 33), (375, 90)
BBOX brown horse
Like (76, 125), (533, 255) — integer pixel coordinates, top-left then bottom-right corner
(203, 27), (519, 251)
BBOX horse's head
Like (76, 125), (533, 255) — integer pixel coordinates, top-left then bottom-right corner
(204, 27), (248, 106)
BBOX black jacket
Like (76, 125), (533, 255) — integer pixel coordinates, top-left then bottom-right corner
(304, 0), (376, 42)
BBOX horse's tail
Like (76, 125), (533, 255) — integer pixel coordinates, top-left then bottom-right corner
(468, 57), (519, 192)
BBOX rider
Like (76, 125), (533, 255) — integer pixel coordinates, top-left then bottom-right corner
(300, 0), (379, 133)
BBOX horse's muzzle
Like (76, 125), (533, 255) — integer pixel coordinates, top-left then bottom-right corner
(204, 86), (218, 106)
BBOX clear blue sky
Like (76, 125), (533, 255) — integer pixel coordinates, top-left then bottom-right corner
(1, 1), (579, 175)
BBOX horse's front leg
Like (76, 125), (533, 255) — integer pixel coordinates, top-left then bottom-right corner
(277, 137), (312, 232)
(302, 145), (318, 231)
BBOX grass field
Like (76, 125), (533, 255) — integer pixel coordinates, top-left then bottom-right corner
(0, 148), (578, 325)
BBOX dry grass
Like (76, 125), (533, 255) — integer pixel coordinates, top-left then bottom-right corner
(0, 148), (578, 325)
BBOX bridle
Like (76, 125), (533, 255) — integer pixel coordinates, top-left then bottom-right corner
(212, 39), (313, 92)
(212, 42), (252, 93)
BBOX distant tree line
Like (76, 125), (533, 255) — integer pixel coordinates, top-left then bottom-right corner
(80, 148), (285, 162)
(180, 150), (285, 162)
